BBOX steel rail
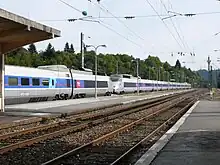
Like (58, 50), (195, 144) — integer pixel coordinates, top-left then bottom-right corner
(0, 91), (196, 155)
(110, 99), (196, 165)
(0, 92), (183, 141)
(41, 97), (186, 165)
(0, 117), (43, 130)
(0, 95), (179, 154)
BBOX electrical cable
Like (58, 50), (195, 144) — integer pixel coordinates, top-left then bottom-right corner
(160, 0), (191, 53)
(58, 0), (82, 13)
(97, 21), (143, 48)
(88, 0), (145, 41)
(38, 11), (220, 22)
(144, 0), (184, 51)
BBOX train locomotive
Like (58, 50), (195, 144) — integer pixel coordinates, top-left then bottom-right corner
(4, 65), (191, 105)
(109, 74), (191, 94)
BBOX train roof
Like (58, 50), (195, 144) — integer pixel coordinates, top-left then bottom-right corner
(37, 65), (93, 75)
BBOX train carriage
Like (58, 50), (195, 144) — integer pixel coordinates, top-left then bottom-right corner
(3, 65), (191, 105)
(108, 74), (191, 94)
(5, 65), (110, 105)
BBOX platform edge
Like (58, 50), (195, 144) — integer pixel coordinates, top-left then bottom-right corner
(134, 100), (200, 165)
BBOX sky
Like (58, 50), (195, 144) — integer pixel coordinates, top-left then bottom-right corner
(1, 0), (220, 70)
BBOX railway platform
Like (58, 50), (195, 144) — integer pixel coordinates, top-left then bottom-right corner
(4, 90), (189, 117)
(135, 100), (220, 165)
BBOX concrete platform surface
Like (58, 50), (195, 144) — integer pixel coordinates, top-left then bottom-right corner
(5, 90), (187, 116)
(135, 100), (220, 165)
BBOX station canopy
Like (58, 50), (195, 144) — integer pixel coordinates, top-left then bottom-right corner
(0, 8), (61, 54)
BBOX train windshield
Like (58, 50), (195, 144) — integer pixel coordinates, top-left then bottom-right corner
(110, 77), (120, 82)
(110, 75), (121, 82)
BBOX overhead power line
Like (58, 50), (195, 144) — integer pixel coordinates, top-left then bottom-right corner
(38, 11), (220, 22)
(88, 0), (145, 41)
(97, 21), (143, 48)
(56, 0), (145, 50)
(58, 0), (82, 13)
(144, 0), (184, 51)
(159, 0), (191, 53)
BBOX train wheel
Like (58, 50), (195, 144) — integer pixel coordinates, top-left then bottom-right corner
(80, 94), (85, 98)
(75, 94), (79, 99)
(55, 95), (60, 100)
(64, 94), (68, 100)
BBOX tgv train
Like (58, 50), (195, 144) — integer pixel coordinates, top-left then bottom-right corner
(4, 65), (191, 105)
(5, 65), (110, 105)
(109, 74), (191, 94)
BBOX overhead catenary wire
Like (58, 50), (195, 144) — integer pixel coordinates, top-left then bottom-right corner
(38, 11), (220, 22)
(88, 0), (145, 41)
(144, 0), (184, 51)
(167, 0), (191, 51)
(58, 0), (82, 13)
(97, 21), (143, 48)
(87, 0), (149, 51)
(159, 0), (191, 53)
(56, 0), (145, 50)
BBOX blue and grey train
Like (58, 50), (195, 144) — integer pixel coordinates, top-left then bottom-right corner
(4, 65), (191, 105)
(5, 65), (110, 105)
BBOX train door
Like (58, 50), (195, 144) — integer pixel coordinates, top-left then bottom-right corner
(50, 78), (56, 88)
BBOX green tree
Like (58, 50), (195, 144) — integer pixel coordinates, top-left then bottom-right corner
(163, 61), (171, 71)
(70, 44), (75, 53)
(3, 43), (201, 86)
(175, 59), (181, 69)
(64, 42), (70, 52)
(43, 43), (55, 59)
(28, 43), (37, 54)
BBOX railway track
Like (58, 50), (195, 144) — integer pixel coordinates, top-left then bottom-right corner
(0, 117), (43, 135)
(0, 90), (204, 165)
(0, 90), (195, 137)
(0, 92), (178, 137)
(42, 97), (196, 165)
(0, 91), (188, 154)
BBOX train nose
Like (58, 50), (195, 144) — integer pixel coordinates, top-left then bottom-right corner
(113, 86), (116, 94)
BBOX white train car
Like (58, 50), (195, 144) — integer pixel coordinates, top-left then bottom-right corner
(5, 65), (111, 105)
(140, 79), (155, 92)
(4, 65), (192, 105)
(109, 74), (191, 94)
(5, 65), (60, 104)
(110, 74), (139, 94)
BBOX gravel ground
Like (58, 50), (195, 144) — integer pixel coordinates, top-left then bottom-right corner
(55, 106), (183, 165)
(0, 115), (133, 165)
(0, 122), (42, 136)
(0, 117), (67, 136)
(0, 97), (188, 165)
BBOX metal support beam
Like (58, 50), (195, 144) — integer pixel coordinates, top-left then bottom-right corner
(0, 45), (4, 112)
(81, 32), (84, 69)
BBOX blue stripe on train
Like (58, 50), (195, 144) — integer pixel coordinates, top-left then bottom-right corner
(4, 75), (73, 89)
(4, 75), (187, 89)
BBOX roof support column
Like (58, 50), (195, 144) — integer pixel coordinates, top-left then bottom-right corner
(0, 45), (5, 112)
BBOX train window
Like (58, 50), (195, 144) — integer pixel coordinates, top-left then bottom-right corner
(124, 82), (136, 87)
(52, 80), (54, 86)
(21, 78), (29, 86)
(32, 78), (40, 86)
(84, 80), (95, 88)
(42, 79), (49, 86)
(110, 77), (120, 82)
(67, 79), (70, 87)
(123, 75), (131, 78)
(98, 81), (108, 88)
(8, 77), (18, 86)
